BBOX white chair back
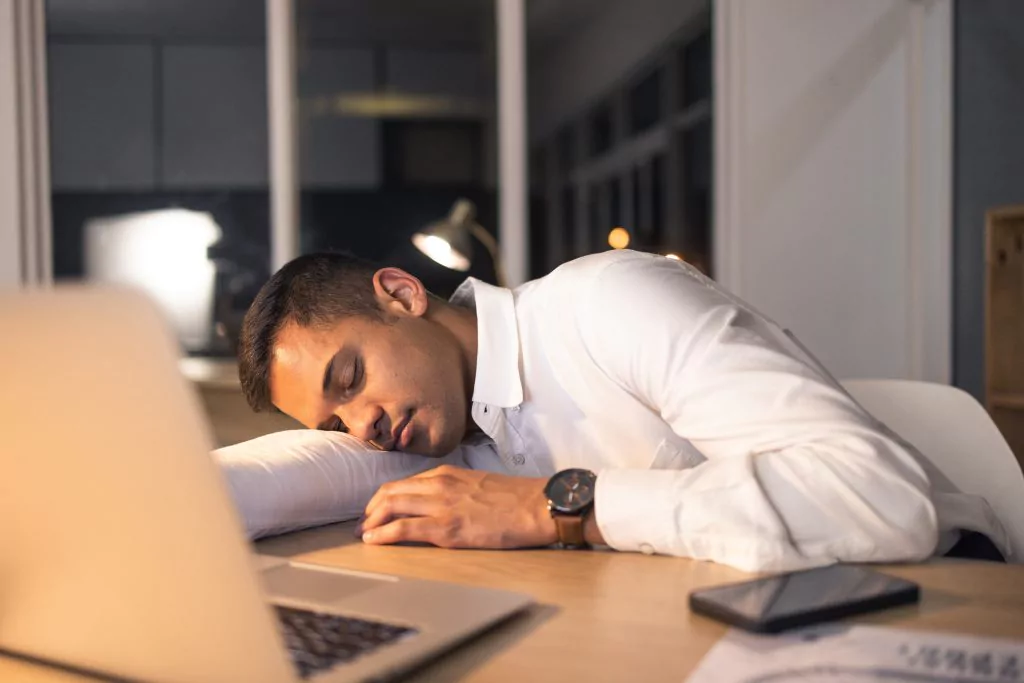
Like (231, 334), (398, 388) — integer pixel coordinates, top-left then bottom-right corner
(842, 379), (1024, 561)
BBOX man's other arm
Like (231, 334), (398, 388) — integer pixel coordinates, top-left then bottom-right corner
(580, 253), (938, 572)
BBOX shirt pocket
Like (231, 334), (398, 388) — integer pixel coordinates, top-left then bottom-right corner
(649, 438), (707, 470)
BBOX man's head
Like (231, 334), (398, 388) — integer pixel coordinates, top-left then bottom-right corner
(237, 253), (475, 456)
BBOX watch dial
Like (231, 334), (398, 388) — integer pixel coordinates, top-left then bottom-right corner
(546, 469), (596, 513)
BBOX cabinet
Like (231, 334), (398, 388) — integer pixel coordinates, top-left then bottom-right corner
(48, 43), (384, 191)
(48, 44), (156, 190)
(161, 45), (268, 188)
(297, 48), (378, 188)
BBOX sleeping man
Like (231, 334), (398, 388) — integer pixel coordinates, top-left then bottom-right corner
(235, 249), (1008, 570)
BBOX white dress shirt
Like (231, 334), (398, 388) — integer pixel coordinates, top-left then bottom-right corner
(450, 250), (1011, 572)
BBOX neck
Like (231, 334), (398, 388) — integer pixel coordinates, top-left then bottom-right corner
(427, 299), (478, 420)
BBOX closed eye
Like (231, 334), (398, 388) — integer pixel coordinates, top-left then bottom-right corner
(335, 357), (362, 398)
(349, 357), (363, 393)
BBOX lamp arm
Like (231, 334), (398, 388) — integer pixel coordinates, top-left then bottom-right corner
(467, 222), (507, 288)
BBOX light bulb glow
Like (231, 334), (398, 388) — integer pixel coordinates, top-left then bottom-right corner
(608, 227), (630, 250)
(412, 233), (471, 271)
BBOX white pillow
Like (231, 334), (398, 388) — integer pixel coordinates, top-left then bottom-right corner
(213, 430), (500, 539)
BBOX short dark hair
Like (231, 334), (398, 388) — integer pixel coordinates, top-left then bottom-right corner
(237, 252), (382, 412)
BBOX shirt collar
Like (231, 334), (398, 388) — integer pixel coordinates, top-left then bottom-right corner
(450, 277), (524, 408)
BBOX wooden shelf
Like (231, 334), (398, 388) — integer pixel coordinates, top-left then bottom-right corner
(990, 392), (1024, 410)
(986, 207), (1024, 462)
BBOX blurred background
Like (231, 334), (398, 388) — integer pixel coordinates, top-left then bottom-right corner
(36, 0), (712, 353)
(1, 0), (1022, 457)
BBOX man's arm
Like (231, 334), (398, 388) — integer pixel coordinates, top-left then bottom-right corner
(581, 253), (938, 571)
(359, 252), (938, 571)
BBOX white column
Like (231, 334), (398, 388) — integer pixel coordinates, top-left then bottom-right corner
(713, 0), (952, 382)
(267, 0), (299, 272)
(0, 0), (52, 287)
(496, 0), (528, 287)
(0, 0), (22, 286)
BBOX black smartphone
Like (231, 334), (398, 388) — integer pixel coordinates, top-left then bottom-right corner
(689, 565), (920, 633)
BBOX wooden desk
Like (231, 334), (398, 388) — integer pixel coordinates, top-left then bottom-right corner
(4, 522), (1024, 682)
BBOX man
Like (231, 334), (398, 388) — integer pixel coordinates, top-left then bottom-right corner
(237, 249), (1009, 571)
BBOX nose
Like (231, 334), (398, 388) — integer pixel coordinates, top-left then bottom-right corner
(336, 402), (384, 445)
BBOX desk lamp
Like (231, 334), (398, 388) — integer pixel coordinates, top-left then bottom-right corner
(413, 199), (506, 287)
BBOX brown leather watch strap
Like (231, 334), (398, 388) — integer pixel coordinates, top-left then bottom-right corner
(553, 512), (588, 549)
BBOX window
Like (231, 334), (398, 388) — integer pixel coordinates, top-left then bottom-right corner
(296, 2), (498, 295)
(588, 101), (613, 158)
(683, 119), (712, 261)
(382, 120), (483, 188)
(561, 185), (576, 260)
(632, 165), (642, 230)
(558, 125), (576, 172)
(530, 146), (546, 193)
(587, 183), (604, 249)
(628, 68), (663, 135)
(651, 154), (665, 248)
(45, 2), (271, 356)
(608, 176), (622, 227)
(680, 30), (712, 110)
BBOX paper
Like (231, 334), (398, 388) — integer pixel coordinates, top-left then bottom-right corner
(687, 625), (1024, 683)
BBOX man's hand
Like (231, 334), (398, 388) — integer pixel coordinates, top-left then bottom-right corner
(359, 465), (558, 549)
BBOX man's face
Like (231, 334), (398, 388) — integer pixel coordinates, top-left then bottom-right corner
(268, 272), (471, 457)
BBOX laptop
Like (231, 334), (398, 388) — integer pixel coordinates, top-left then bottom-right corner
(0, 287), (532, 682)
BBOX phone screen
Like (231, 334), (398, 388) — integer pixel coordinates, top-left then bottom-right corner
(691, 565), (918, 628)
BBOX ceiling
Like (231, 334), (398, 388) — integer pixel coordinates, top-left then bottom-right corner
(47, 0), (609, 51)
(47, 0), (489, 46)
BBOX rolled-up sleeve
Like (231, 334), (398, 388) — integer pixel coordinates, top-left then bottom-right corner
(581, 254), (938, 572)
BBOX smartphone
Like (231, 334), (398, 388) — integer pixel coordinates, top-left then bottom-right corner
(689, 565), (920, 633)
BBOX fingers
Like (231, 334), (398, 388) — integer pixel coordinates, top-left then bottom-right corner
(361, 493), (447, 533)
(361, 516), (454, 547)
(365, 476), (447, 518)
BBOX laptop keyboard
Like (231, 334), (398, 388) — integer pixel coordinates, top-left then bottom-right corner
(275, 604), (418, 679)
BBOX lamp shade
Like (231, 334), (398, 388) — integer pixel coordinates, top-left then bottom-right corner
(412, 199), (476, 272)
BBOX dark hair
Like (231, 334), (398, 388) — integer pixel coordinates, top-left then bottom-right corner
(237, 252), (382, 412)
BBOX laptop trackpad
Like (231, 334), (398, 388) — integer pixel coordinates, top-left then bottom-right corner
(261, 564), (379, 604)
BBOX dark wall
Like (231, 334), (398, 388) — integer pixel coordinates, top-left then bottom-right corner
(954, 0), (1024, 399)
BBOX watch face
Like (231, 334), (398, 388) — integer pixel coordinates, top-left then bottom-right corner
(545, 468), (597, 514)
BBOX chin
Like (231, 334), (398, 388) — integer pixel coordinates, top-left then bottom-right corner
(421, 427), (463, 458)
(422, 438), (458, 458)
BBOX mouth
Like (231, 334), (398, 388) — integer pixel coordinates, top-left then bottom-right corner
(390, 412), (413, 451)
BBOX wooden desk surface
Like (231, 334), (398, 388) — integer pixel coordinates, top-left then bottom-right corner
(4, 522), (1024, 682)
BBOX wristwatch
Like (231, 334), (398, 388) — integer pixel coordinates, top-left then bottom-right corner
(545, 468), (597, 549)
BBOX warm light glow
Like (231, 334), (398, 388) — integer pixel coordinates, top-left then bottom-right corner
(665, 253), (683, 261)
(85, 209), (221, 351)
(307, 92), (483, 118)
(608, 227), (630, 250)
(412, 233), (471, 271)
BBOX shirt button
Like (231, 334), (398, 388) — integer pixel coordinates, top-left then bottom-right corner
(512, 405), (521, 412)
(512, 454), (525, 466)
(640, 543), (655, 556)
(482, 406), (489, 414)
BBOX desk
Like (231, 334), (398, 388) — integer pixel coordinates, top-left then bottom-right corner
(4, 522), (1024, 682)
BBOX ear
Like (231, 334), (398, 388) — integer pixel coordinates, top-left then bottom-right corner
(372, 268), (429, 317)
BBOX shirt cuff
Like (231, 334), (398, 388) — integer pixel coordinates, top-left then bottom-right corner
(595, 469), (682, 556)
